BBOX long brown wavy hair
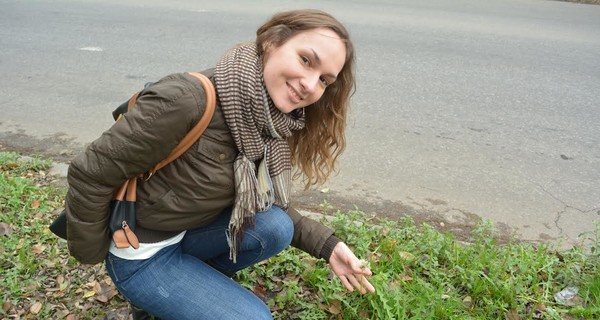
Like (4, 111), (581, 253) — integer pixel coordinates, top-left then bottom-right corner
(256, 9), (355, 189)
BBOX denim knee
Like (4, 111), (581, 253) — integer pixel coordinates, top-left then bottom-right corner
(257, 206), (293, 254)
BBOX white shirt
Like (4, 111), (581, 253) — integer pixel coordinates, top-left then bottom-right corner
(109, 231), (186, 260)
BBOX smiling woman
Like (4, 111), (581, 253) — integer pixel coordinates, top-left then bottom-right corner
(63, 9), (372, 320)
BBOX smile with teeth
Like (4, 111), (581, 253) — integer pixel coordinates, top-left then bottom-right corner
(287, 83), (302, 104)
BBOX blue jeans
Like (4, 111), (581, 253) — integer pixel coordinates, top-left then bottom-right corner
(105, 206), (293, 320)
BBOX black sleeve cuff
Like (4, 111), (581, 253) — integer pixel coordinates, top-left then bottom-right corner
(320, 235), (342, 262)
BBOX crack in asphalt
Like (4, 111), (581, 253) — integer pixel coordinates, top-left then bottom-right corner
(522, 176), (597, 239)
(554, 206), (567, 236)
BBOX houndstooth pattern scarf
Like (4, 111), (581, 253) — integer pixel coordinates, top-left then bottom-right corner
(214, 42), (305, 262)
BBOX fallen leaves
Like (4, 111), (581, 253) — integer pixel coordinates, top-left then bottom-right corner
(45, 274), (70, 294)
(31, 199), (41, 209)
(398, 251), (415, 261)
(82, 290), (96, 299)
(32, 243), (46, 254)
(29, 301), (43, 314)
(325, 299), (342, 315)
(4, 162), (19, 169)
(0, 222), (13, 236)
(2, 299), (11, 313)
(81, 277), (119, 303)
(2, 299), (45, 317)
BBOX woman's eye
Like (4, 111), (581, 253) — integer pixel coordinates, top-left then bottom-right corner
(301, 56), (310, 65)
(320, 77), (329, 86)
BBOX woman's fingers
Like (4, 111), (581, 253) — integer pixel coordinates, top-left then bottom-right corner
(337, 270), (375, 294)
(339, 275), (354, 292)
(359, 274), (376, 293)
(347, 274), (366, 294)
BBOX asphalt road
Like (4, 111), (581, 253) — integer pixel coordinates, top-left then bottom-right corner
(1, 0), (599, 247)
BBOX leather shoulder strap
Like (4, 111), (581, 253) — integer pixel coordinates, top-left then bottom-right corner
(148, 72), (216, 176)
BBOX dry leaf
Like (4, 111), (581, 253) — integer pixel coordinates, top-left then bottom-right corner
(252, 284), (269, 302)
(94, 281), (102, 293)
(32, 243), (46, 254)
(16, 308), (26, 317)
(60, 280), (70, 292)
(535, 303), (546, 312)
(397, 273), (413, 282)
(506, 309), (519, 320)
(2, 299), (11, 312)
(66, 314), (76, 320)
(29, 302), (42, 314)
(398, 251), (415, 261)
(94, 280), (118, 303)
(327, 299), (342, 315)
(0, 222), (13, 236)
(370, 252), (382, 263)
(381, 227), (390, 236)
(82, 290), (96, 299)
(30, 200), (41, 209)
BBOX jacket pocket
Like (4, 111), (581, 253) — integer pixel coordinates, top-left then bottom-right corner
(196, 136), (237, 164)
(182, 136), (236, 190)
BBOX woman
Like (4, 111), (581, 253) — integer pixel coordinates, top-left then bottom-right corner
(65, 9), (374, 320)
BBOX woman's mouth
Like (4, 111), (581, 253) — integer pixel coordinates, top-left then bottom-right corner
(287, 83), (301, 104)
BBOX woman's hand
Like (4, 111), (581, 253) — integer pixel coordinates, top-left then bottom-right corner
(328, 242), (375, 294)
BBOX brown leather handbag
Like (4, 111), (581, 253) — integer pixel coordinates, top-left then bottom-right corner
(50, 72), (216, 249)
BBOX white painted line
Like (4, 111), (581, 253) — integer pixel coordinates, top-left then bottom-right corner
(78, 47), (103, 52)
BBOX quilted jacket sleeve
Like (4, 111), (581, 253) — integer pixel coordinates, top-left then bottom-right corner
(66, 73), (207, 264)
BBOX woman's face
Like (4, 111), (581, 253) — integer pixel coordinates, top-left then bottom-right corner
(263, 28), (347, 114)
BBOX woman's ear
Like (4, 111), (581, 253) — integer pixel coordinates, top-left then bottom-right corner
(261, 41), (275, 66)
(262, 41), (274, 57)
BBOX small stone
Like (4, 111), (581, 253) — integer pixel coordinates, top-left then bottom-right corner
(48, 163), (69, 177)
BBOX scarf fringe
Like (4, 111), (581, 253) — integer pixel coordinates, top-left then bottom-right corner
(229, 155), (257, 263)
(257, 157), (275, 211)
(272, 170), (291, 209)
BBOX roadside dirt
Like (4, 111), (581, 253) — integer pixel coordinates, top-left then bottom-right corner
(0, 129), (82, 163)
(292, 188), (516, 245)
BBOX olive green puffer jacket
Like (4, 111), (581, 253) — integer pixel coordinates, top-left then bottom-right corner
(65, 70), (339, 264)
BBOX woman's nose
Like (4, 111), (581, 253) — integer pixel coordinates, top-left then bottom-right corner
(300, 73), (320, 94)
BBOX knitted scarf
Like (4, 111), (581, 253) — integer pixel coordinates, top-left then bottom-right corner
(214, 43), (305, 262)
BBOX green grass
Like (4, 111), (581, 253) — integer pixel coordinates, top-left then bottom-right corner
(235, 212), (599, 319)
(1, 151), (598, 319)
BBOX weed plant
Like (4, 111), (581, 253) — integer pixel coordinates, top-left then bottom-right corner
(1, 151), (598, 319)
